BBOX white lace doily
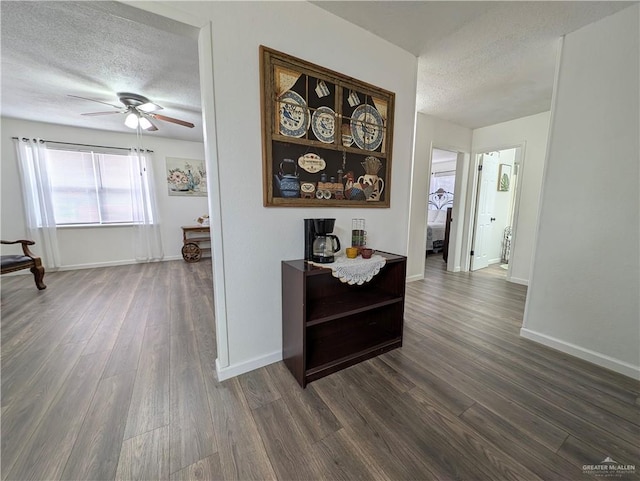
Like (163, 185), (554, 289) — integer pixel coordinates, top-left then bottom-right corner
(309, 254), (386, 285)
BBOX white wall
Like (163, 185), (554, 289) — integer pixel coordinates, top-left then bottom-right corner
(471, 111), (551, 284)
(139, 1), (418, 377)
(522, 5), (639, 379)
(1, 118), (207, 268)
(408, 113), (472, 280)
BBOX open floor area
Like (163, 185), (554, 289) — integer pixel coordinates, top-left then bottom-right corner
(1, 257), (638, 480)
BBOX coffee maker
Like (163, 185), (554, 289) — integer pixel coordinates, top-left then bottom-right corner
(304, 218), (341, 263)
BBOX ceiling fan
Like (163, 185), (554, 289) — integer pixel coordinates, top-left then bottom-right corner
(69, 92), (195, 131)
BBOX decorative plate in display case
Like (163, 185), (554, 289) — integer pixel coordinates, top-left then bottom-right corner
(350, 104), (384, 151)
(279, 90), (309, 138)
(311, 106), (336, 143)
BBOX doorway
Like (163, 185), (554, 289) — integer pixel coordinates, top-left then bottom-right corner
(470, 147), (522, 275)
(427, 148), (457, 259)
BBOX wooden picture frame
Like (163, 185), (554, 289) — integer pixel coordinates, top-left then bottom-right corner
(260, 46), (395, 207)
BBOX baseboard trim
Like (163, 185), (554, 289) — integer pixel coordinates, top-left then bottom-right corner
(520, 328), (640, 380)
(3, 256), (185, 276)
(55, 255), (185, 271)
(508, 276), (529, 286)
(406, 273), (424, 283)
(216, 350), (282, 381)
(57, 259), (138, 271)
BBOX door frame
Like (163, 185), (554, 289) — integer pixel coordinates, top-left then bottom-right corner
(469, 150), (500, 271)
(429, 145), (470, 273)
(461, 142), (526, 280)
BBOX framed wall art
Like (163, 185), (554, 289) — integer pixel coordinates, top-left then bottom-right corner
(166, 157), (207, 197)
(260, 46), (395, 207)
(498, 164), (511, 192)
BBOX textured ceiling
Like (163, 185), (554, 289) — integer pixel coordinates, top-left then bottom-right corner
(2, 1), (636, 141)
(1, 1), (202, 142)
(314, 1), (636, 128)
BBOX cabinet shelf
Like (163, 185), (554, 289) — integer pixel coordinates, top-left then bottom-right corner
(185, 237), (210, 244)
(306, 303), (402, 370)
(282, 252), (406, 388)
(271, 134), (389, 159)
(306, 292), (403, 326)
(306, 338), (402, 383)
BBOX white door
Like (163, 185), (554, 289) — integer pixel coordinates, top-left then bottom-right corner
(471, 152), (498, 271)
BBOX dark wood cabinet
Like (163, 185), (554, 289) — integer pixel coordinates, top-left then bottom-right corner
(282, 252), (406, 387)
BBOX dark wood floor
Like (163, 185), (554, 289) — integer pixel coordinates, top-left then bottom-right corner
(1, 256), (638, 480)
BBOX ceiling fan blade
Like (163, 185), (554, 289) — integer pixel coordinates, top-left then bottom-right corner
(68, 94), (121, 109)
(150, 113), (195, 128)
(81, 110), (126, 116)
(138, 102), (162, 113)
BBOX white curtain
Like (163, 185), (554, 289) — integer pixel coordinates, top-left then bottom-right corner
(14, 138), (61, 269)
(129, 149), (163, 262)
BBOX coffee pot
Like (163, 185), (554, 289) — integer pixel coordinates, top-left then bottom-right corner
(304, 218), (341, 263)
(313, 234), (340, 263)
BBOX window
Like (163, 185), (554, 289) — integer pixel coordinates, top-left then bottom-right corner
(46, 148), (137, 225)
(429, 171), (456, 209)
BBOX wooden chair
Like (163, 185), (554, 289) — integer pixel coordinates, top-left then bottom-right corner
(1, 240), (46, 290)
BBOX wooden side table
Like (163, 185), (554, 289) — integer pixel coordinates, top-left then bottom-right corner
(282, 252), (407, 387)
(181, 225), (210, 262)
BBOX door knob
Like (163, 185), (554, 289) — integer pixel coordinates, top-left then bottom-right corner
(490, 217), (496, 222)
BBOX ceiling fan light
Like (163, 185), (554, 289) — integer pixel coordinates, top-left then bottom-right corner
(138, 102), (161, 113)
(139, 116), (153, 130)
(124, 112), (139, 129)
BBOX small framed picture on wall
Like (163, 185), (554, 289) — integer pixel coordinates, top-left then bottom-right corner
(166, 157), (207, 197)
(498, 164), (511, 192)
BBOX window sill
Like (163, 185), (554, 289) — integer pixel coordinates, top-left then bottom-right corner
(56, 223), (137, 229)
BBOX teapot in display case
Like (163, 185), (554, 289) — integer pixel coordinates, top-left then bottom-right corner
(274, 158), (300, 198)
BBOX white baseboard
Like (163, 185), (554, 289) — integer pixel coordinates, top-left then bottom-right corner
(2, 256), (185, 277)
(54, 255), (184, 271)
(406, 273), (424, 283)
(1, 270), (30, 277)
(508, 276), (528, 286)
(520, 328), (640, 380)
(216, 350), (282, 381)
(57, 259), (138, 271)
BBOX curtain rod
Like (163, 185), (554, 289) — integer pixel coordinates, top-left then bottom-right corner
(11, 137), (153, 153)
